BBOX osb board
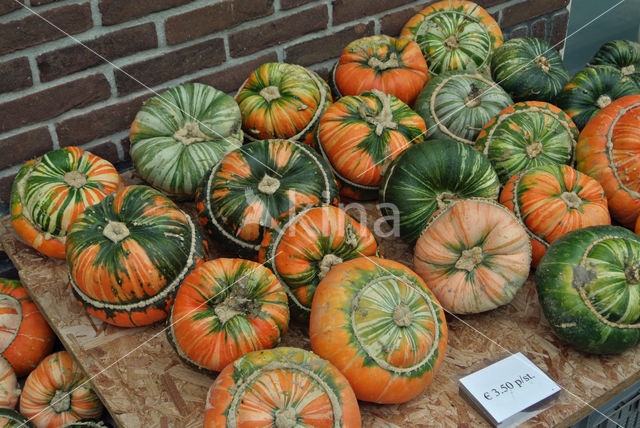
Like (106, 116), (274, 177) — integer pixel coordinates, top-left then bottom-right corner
(1, 173), (640, 427)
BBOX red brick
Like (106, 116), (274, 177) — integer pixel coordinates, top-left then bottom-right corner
(501, 0), (569, 29)
(380, 5), (426, 37)
(550, 10), (569, 50)
(281, 0), (316, 10)
(115, 38), (225, 96)
(0, 174), (17, 205)
(507, 25), (528, 40)
(285, 22), (375, 66)
(0, 127), (53, 170)
(194, 52), (278, 94)
(229, 5), (328, 58)
(0, 74), (110, 134)
(99, 0), (194, 26)
(37, 23), (157, 82)
(86, 141), (119, 165)
(120, 137), (131, 163)
(0, 3), (93, 55)
(56, 94), (148, 147)
(0, 0), (23, 16)
(531, 18), (547, 40)
(474, 0), (506, 7)
(332, 0), (414, 25)
(0, 57), (32, 94)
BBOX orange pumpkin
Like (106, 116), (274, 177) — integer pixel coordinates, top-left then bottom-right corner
(20, 351), (103, 428)
(576, 94), (640, 228)
(310, 257), (447, 404)
(204, 347), (361, 427)
(330, 35), (429, 105)
(0, 279), (54, 377)
(0, 355), (19, 409)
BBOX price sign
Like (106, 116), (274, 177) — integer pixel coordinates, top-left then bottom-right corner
(459, 353), (561, 427)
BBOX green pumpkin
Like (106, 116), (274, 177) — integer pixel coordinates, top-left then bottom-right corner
(414, 70), (513, 145)
(588, 39), (640, 88)
(556, 66), (639, 130)
(130, 83), (243, 199)
(0, 409), (35, 427)
(491, 37), (570, 103)
(536, 225), (640, 354)
(379, 139), (500, 243)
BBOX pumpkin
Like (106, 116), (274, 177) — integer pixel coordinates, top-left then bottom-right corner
(556, 65), (639, 130)
(235, 63), (330, 147)
(575, 94), (640, 228)
(0, 355), (19, 409)
(0, 409), (35, 427)
(316, 90), (427, 200)
(536, 225), (640, 354)
(414, 199), (530, 314)
(491, 37), (570, 103)
(400, 0), (502, 76)
(0, 278), (54, 377)
(588, 39), (640, 88)
(380, 139), (500, 243)
(196, 139), (339, 253)
(475, 101), (578, 184)
(309, 257), (447, 404)
(20, 351), (103, 428)
(259, 205), (379, 318)
(168, 258), (289, 373)
(65, 185), (208, 327)
(10, 147), (123, 259)
(501, 165), (611, 267)
(414, 70), (513, 145)
(204, 347), (361, 428)
(130, 83), (243, 200)
(329, 35), (429, 105)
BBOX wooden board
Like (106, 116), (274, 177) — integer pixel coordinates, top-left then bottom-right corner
(2, 173), (640, 427)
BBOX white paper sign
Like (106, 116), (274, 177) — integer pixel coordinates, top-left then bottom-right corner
(459, 352), (561, 427)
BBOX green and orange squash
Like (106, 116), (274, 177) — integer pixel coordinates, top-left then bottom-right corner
(475, 101), (578, 184)
(329, 35), (429, 105)
(400, 0), (503, 76)
(316, 90), (427, 200)
(310, 257), (447, 404)
(414, 199), (531, 314)
(536, 225), (640, 354)
(65, 185), (208, 327)
(0, 278), (55, 377)
(20, 351), (103, 427)
(500, 165), (610, 267)
(168, 258), (289, 373)
(380, 139), (500, 243)
(588, 39), (640, 88)
(414, 70), (513, 145)
(130, 83), (243, 199)
(0, 409), (35, 427)
(259, 205), (379, 317)
(204, 347), (361, 427)
(235, 63), (330, 147)
(575, 94), (640, 228)
(196, 139), (339, 253)
(0, 355), (19, 409)
(10, 147), (124, 259)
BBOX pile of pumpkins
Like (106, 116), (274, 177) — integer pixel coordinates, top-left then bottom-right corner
(5, 0), (640, 426)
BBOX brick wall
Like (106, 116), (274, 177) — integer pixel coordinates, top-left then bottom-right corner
(0, 0), (571, 213)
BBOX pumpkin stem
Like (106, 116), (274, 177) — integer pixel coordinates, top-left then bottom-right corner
(358, 89), (398, 136)
(534, 55), (551, 72)
(596, 94), (612, 109)
(257, 174), (281, 195)
(443, 35), (459, 51)
(464, 83), (482, 108)
(455, 246), (484, 272)
(260, 85), (281, 102)
(625, 264), (640, 284)
(368, 52), (400, 71)
(560, 191), (583, 209)
(103, 221), (130, 243)
(318, 254), (344, 280)
(214, 277), (261, 324)
(274, 408), (297, 428)
(621, 65), (635, 76)
(50, 390), (71, 413)
(63, 171), (87, 189)
(392, 303), (414, 327)
(174, 122), (208, 145)
(435, 192), (459, 210)
(526, 141), (543, 158)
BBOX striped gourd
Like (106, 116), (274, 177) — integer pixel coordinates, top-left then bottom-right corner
(316, 90), (427, 200)
(10, 147), (123, 259)
(400, 0), (503, 76)
(588, 40), (640, 88)
(310, 257), (447, 404)
(168, 258), (289, 373)
(414, 70), (513, 145)
(66, 185), (208, 327)
(0, 355), (19, 409)
(130, 82), (243, 199)
(0, 409), (35, 428)
(475, 101), (578, 184)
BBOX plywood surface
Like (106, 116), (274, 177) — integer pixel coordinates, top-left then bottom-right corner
(1, 173), (639, 427)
